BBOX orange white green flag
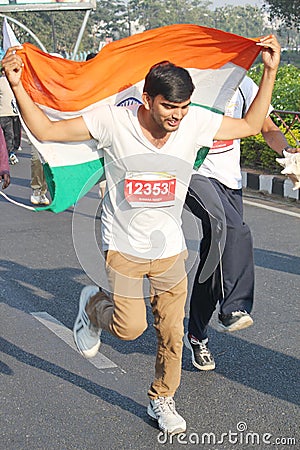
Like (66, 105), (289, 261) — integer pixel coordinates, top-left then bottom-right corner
(3, 21), (261, 212)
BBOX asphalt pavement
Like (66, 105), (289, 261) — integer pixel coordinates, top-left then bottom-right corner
(1, 136), (299, 450)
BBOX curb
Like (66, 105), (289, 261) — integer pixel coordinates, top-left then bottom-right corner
(242, 171), (300, 201)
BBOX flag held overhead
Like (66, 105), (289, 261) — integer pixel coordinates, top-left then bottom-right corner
(3, 21), (261, 213)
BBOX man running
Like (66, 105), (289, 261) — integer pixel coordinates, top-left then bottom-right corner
(2, 35), (280, 434)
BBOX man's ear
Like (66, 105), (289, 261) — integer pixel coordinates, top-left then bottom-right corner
(142, 92), (152, 111)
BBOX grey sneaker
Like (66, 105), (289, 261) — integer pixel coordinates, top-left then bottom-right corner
(73, 286), (101, 358)
(147, 397), (186, 435)
(184, 333), (215, 371)
(217, 310), (253, 332)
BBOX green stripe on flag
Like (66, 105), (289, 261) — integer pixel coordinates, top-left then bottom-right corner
(194, 147), (210, 169)
(190, 103), (223, 170)
(190, 103), (223, 115)
(35, 158), (105, 213)
(33, 103), (223, 212)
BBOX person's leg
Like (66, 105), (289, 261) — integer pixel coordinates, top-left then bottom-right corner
(147, 251), (188, 399)
(185, 174), (226, 341)
(209, 179), (254, 331)
(0, 116), (16, 161)
(183, 175), (226, 370)
(12, 116), (21, 151)
(30, 145), (49, 205)
(146, 251), (188, 434)
(31, 145), (48, 194)
(0, 126), (9, 174)
(87, 251), (149, 339)
(73, 250), (148, 358)
(74, 250), (187, 434)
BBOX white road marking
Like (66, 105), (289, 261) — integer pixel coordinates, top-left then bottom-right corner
(31, 311), (117, 369)
(243, 200), (300, 218)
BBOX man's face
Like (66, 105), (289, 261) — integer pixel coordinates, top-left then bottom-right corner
(146, 94), (191, 133)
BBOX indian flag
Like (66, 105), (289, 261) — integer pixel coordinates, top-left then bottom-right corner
(4, 20), (261, 212)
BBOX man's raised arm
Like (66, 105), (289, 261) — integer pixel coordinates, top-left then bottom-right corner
(1, 47), (91, 143)
(215, 34), (281, 141)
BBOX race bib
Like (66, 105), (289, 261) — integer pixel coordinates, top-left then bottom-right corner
(210, 140), (234, 153)
(124, 171), (176, 207)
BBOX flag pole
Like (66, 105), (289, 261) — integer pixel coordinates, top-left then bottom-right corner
(71, 9), (91, 61)
(0, 14), (47, 53)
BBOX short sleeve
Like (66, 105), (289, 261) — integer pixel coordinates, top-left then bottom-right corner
(82, 105), (113, 147)
(192, 106), (223, 149)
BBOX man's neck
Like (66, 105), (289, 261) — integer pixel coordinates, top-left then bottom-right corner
(137, 105), (171, 149)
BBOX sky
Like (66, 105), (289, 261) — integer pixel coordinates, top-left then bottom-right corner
(210, 0), (263, 7)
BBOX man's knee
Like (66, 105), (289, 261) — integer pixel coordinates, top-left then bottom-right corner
(112, 319), (147, 340)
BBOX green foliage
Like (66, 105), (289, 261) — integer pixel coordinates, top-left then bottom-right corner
(280, 50), (300, 69)
(91, 0), (130, 42)
(214, 4), (264, 38)
(241, 128), (300, 174)
(263, 0), (299, 31)
(248, 63), (300, 112)
(1, 2), (280, 56)
(3, 10), (93, 54)
(128, 1), (265, 37)
(128, 0), (214, 30)
(242, 63), (300, 173)
(1, 1), (299, 56)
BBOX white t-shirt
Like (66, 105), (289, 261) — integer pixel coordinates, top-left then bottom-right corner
(83, 103), (223, 259)
(197, 76), (272, 189)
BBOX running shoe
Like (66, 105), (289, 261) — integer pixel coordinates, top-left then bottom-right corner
(39, 194), (50, 205)
(30, 190), (50, 205)
(147, 396), (186, 435)
(9, 152), (18, 164)
(217, 310), (253, 332)
(184, 333), (215, 370)
(73, 285), (102, 358)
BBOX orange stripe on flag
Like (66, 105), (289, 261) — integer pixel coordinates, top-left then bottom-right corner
(19, 24), (260, 112)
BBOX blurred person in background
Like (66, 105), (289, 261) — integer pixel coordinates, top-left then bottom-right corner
(0, 68), (19, 164)
(30, 143), (50, 206)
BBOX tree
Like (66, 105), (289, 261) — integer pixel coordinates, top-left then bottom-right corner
(128, 0), (212, 31)
(248, 63), (300, 112)
(92, 0), (130, 41)
(263, 0), (299, 30)
(128, 0), (171, 30)
(3, 2), (298, 58)
(214, 5), (265, 38)
(3, 11), (93, 54)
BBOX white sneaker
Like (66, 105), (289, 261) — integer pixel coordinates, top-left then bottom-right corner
(147, 397), (186, 435)
(31, 190), (50, 205)
(39, 194), (50, 205)
(30, 190), (41, 205)
(73, 286), (101, 358)
(9, 152), (18, 164)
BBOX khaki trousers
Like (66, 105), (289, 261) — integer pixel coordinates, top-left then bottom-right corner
(31, 144), (47, 194)
(86, 250), (188, 400)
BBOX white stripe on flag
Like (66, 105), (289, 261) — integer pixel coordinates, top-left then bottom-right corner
(2, 17), (21, 51)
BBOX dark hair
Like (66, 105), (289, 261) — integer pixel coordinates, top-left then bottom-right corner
(143, 61), (194, 103)
(86, 52), (97, 61)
